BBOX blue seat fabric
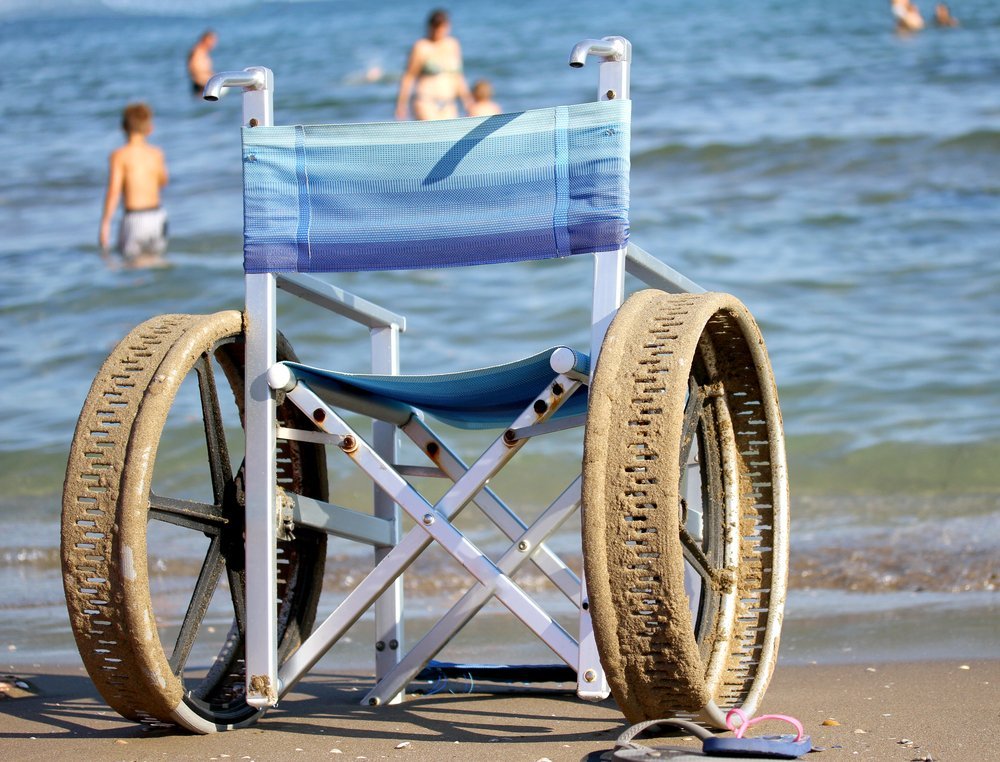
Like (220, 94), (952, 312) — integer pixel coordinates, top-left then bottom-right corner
(242, 100), (630, 273)
(282, 347), (589, 430)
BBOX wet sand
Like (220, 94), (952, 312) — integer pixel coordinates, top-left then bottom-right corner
(1, 659), (996, 761)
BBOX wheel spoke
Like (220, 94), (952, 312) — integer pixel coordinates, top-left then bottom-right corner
(225, 563), (247, 641)
(195, 353), (233, 505)
(679, 524), (721, 587)
(169, 536), (226, 674)
(678, 377), (705, 471)
(149, 493), (225, 534)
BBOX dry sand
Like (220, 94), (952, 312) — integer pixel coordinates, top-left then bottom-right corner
(1, 660), (996, 761)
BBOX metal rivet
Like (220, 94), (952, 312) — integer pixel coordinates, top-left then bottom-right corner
(248, 117), (259, 127)
(606, 90), (616, 100)
(375, 640), (386, 652)
(584, 669), (597, 682)
(517, 540), (530, 552)
(389, 639), (399, 650)
(422, 514), (435, 525)
(313, 408), (326, 422)
(368, 697), (379, 706)
(533, 400), (548, 415)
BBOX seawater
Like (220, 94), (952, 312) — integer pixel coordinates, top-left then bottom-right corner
(0, 0), (997, 668)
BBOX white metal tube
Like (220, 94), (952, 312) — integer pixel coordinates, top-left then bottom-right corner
(236, 70), (278, 709)
(370, 324), (403, 702)
(590, 247), (626, 379)
(276, 272), (407, 330)
(243, 272), (279, 708)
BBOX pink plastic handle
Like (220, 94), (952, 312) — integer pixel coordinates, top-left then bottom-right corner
(726, 707), (805, 742)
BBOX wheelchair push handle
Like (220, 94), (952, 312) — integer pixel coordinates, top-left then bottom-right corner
(568, 36), (632, 101)
(203, 66), (274, 128)
(568, 36), (630, 67)
(203, 68), (268, 100)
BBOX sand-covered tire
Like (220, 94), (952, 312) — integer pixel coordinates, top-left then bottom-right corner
(61, 312), (327, 732)
(583, 290), (788, 726)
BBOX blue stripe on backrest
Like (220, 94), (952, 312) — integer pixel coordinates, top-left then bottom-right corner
(242, 100), (630, 273)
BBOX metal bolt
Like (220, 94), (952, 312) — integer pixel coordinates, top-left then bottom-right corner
(533, 399), (548, 415)
(313, 408), (326, 423)
(517, 540), (530, 552)
(368, 697), (380, 706)
(606, 90), (616, 100)
(341, 435), (357, 453)
(375, 640), (386, 652)
(552, 382), (564, 396)
(584, 669), (597, 683)
(422, 513), (435, 525)
(389, 639), (399, 650)
(248, 118), (260, 127)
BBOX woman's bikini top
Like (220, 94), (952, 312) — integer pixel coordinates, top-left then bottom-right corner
(420, 50), (462, 76)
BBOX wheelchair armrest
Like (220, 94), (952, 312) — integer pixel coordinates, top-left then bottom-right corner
(625, 242), (706, 295)
(276, 272), (407, 331)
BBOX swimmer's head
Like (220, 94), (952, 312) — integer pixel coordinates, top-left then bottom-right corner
(122, 102), (153, 136)
(427, 9), (450, 38)
(472, 80), (493, 102)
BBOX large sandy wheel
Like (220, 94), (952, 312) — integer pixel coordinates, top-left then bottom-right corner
(583, 290), (788, 726)
(61, 311), (327, 732)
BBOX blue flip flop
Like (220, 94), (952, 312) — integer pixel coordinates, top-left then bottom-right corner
(703, 708), (811, 759)
(702, 733), (812, 759)
(612, 708), (812, 760)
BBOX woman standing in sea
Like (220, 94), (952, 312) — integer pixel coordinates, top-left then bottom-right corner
(395, 8), (472, 120)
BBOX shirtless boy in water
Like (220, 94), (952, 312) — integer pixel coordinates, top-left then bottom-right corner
(99, 103), (169, 268)
(187, 29), (217, 95)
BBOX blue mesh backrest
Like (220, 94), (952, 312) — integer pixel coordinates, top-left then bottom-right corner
(241, 100), (630, 273)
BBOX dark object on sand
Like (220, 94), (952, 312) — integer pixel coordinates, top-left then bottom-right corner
(0, 675), (38, 700)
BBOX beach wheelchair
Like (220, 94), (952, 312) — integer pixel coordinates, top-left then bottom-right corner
(61, 37), (788, 734)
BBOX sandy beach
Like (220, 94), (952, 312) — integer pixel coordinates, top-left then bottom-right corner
(1, 3), (998, 762)
(1, 659), (996, 761)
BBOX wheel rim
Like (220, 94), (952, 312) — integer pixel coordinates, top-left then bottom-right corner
(62, 312), (327, 729)
(582, 290), (788, 725)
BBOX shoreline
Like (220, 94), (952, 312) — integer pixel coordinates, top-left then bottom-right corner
(1, 658), (996, 761)
(5, 585), (997, 674)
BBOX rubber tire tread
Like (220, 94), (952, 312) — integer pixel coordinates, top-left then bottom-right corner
(583, 290), (787, 724)
(61, 312), (326, 727)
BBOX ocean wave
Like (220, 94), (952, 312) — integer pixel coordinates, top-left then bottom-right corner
(787, 438), (1000, 496)
(631, 129), (1000, 175)
(937, 129), (1000, 152)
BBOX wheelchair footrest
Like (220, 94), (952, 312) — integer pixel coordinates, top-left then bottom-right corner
(414, 660), (576, 684)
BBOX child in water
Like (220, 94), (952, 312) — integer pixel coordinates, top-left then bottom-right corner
(99, 103), (169, 268)
(467, 79), (501, 117)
